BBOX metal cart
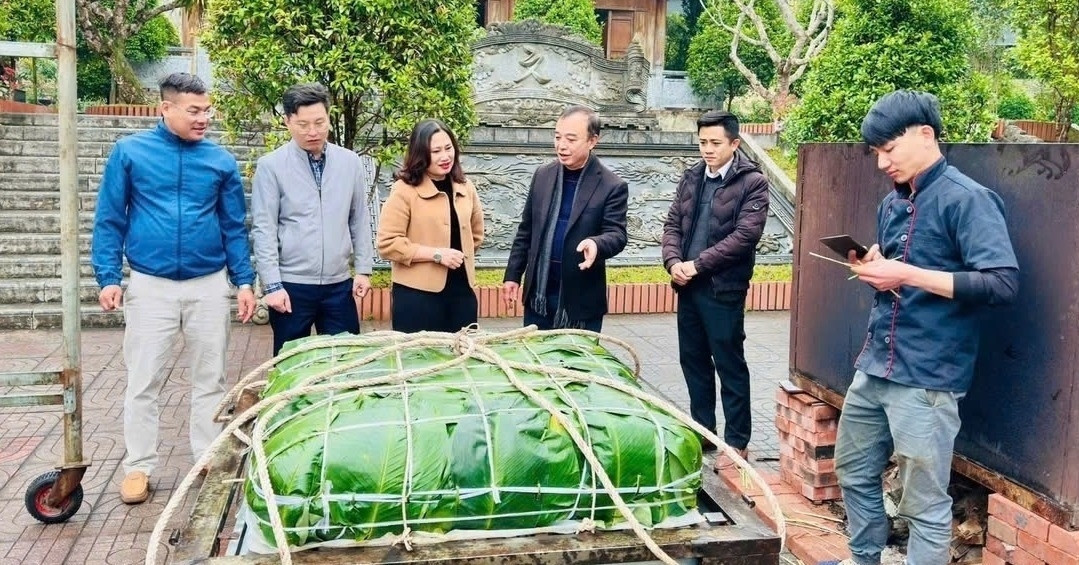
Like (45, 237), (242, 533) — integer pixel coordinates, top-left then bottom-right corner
(0, 0), (89, 524)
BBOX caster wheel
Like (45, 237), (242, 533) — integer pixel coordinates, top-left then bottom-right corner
(24, 470), (83, 524)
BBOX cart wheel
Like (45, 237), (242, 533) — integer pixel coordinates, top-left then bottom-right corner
(24, 471), (83, 524)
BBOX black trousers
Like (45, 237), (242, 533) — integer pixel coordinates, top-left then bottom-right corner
(391, 276), (477, 333)
(522, 289), (603, 332)
(677, 285), (752, 450)
(268, 279), (359, 356)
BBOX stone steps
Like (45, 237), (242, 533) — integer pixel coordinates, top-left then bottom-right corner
(0, 191), (252, 212)
(0, 255), (118, 279)
(0, 234), (92, 255)
(0, 303), (125, 330)
(0, 211), (96, 234)
(0, 277), (102, 304)
(0, 191), (99, 212)
(0, 155), (106, 175)
(0, 173), (102, 192)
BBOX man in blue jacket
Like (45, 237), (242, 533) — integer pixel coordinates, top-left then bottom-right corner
(91, 72), (256, 505)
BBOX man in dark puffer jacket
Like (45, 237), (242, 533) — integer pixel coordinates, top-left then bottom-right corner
(661, 110), (770, 458)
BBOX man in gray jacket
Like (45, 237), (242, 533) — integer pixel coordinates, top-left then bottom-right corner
(251, 83), (374, 355)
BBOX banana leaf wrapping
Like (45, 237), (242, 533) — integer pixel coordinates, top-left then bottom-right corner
(243, 332), (703, 548)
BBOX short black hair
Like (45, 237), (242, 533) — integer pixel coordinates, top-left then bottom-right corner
(559, 105), (601, 137)
(159, 72), (207, 100)
(282, 83), (331, 117)
(861, 90), (942, 147)
(697, 110), (740, 140)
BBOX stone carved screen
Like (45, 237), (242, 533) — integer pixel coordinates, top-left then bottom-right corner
(472, 20), (654, 129)
(369, 138), (794, 268)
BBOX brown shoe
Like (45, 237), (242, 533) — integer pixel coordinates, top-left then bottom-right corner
(120, 471), (149, 504)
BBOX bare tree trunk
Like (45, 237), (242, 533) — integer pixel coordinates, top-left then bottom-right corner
(771, 79), (796, 120)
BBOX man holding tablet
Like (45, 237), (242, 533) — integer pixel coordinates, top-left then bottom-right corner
(837, 90), (1019, 565)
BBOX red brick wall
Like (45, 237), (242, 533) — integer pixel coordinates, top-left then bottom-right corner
(985, 494), (1079, 565)
(0, 100), (55, 114)
(84, 104), (160, 117)
(355, 281), (793, 321)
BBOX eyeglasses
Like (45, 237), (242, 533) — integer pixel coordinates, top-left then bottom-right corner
(291, 121), (330, 134)
(182, 107), (215, 119)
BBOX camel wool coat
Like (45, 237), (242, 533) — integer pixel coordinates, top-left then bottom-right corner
(376, 176), (484, 292)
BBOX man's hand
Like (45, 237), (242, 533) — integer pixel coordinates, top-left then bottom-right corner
(850, 259), (911, 292)
(670, 261), (697, 286)
(99, 285), (123, 311)
(353, 275), (372, 300)
(577, 238), (598, 270)
(237, 287), (257, 323)
(264, 289), (291, 314)
(849, 244), (883, 265)
(502, 281), (520, 307)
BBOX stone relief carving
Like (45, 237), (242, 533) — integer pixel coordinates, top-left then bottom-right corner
(370, 149), (794, 266)
(472, 20), (655, 129)
(1003, 145), (1071, 180)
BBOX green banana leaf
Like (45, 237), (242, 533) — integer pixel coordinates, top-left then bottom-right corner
(244, 333), (702, 547)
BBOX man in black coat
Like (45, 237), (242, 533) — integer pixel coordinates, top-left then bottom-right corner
(502, 105), (629, 331)
(661, 110), (770, 457)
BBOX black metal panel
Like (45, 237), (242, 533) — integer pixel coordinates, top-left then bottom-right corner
(791, 143), (1079, 523)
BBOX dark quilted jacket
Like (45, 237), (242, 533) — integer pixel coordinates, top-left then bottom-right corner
(661, 151), (770, 293)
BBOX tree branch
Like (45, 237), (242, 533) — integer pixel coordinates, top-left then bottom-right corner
(699, 0), (764, 46)
(129, 0), (188, 36)
(773, 0), (807, 42)
(729, 10), (771, 100)
(730, 0), (783, 64)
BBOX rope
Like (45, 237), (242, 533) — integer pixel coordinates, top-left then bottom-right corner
(146, 327), (786, 565)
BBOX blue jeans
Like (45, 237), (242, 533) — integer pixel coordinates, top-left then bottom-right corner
(835, 371), (963, 565)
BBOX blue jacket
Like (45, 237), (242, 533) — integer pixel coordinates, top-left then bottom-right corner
(91, 122), (255, 288)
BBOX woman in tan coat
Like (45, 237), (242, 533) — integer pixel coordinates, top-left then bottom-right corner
(376, 119), (484, 332)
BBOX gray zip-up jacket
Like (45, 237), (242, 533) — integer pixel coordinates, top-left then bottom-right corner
(251, 140), (374, 286)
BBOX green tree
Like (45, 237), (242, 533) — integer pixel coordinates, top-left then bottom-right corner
(75, 0), (193, 104)
(203, 0), (477, 163)
(514, 0), (602, 45)
(2, 0), (54, 43)
(1008, 0), (1079, 138)
(1, 0), (178, 102)
(969, 0), (1011, 73)
(686, 13), (774, 110)
(784, 0), (996, 144)
(665, 13), (691, 71)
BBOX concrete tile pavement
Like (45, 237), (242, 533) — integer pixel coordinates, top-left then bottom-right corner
(0, 312), (792, 564)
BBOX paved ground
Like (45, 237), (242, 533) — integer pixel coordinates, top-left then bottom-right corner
(0, 312), (792, 564)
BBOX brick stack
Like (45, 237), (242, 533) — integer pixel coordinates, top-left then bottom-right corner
(985, 494), (1079, 565)
(775, 383), (842, 502)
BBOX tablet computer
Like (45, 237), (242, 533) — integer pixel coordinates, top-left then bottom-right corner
(820, 234), (869, 260)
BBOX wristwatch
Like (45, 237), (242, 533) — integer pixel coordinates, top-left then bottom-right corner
(433, 249), (443, 265)
(239, 284), (252, 291)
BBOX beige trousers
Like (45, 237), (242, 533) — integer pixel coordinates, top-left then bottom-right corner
(122, 268), (231, 475)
